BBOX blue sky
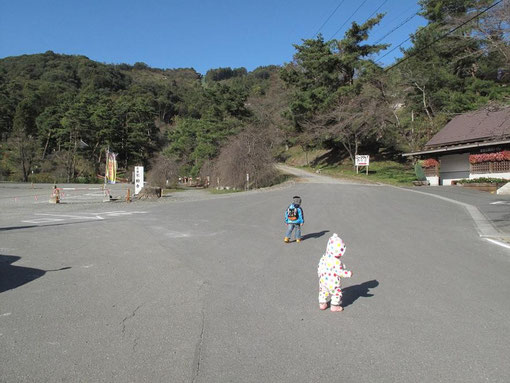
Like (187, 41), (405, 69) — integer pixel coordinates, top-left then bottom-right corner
(0, 0), (427, 74)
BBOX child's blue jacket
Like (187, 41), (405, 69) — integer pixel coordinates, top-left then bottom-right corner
(285, 204), (304, 224)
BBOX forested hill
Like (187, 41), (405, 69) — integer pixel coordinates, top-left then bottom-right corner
(0, 51), (286, 184)
(1, 1), (509, 186)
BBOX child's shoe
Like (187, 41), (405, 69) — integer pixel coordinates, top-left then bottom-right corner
(296, 238), (301, 243)
(331, 305), (343, 312)
(284, 237), (290, 243)
(319, 303), (328, 310)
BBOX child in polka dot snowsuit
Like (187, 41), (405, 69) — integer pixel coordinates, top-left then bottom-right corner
(318, 233), (353, 312)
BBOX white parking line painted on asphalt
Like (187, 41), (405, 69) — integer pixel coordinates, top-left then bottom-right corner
(164, 231), (191, 238)
(490, 201), (510, 205)
(36, 213), (100, 220)
(60, 193), (104, 200)
(22, 218), (65, 224)
(21, 211), (147, 225)
(80, 211), (148, 216)
(485, 238), (510, 250)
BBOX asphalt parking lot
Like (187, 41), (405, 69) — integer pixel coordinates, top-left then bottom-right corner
(1, 176), (510, 382)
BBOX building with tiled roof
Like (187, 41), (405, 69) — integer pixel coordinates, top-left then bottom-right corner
(403, 106), (510, 186)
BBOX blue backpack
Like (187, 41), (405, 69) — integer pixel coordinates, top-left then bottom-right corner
(287, 205), (299, 221)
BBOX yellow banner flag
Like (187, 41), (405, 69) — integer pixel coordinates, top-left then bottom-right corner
(105, 152), (117, 184)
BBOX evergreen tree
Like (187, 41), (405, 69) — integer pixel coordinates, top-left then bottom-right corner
(393, 0), (510, 151)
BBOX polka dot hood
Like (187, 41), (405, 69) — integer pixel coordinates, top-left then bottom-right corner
(326, 233), (346, 258)
(318, 233), (352, 285)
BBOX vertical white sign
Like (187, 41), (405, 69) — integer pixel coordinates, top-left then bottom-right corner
(134, 166), (144, 195)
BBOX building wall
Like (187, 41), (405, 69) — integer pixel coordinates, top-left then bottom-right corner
(426, 176), (439, 186)
(439, 153), (470, 185)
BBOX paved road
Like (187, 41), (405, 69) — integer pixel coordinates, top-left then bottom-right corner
(278, 164), (510, 238)
(1, 173), (509, 382)
(402, 184), (510, 237)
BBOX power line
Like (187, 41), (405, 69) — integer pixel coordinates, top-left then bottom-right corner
(376, 37), (411, 62)
(368, 5), (426, 59)
(373, 12), (418, 44)
(330, 0), (370, 39)
(383, 0), (504, 72)
(367, 0), (390, 20)
(368, 3), (420, 42)
(314, 0), (347, 37)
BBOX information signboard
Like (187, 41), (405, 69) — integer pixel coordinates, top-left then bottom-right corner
(355, 155), (370, 174)
(355, 155), (370, 166)
(134, 166), (144, 195)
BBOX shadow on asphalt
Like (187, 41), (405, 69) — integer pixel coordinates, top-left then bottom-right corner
(302, 230), (330, 240)
(0, 221), (102, 232)
(342, 279), (379, 308)
(0, 254), (71, 293)
(0, 225), (38, 232)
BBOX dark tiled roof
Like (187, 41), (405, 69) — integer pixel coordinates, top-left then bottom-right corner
(425, 106), (510, 149)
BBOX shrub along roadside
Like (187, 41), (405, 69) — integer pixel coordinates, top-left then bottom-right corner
(457, 177), (509, 184)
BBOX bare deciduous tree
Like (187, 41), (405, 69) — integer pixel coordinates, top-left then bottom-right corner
(7, 131), (38, 182)
(147, 154), (179, 188)
(304, 80), (394, 164)
(208, 126), (278, 189)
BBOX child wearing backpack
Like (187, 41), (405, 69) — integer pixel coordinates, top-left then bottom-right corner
(284, 196), (304, 243)
(317, 233), (353, 312)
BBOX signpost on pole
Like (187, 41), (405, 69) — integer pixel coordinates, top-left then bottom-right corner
(355, 155), (370, 175)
